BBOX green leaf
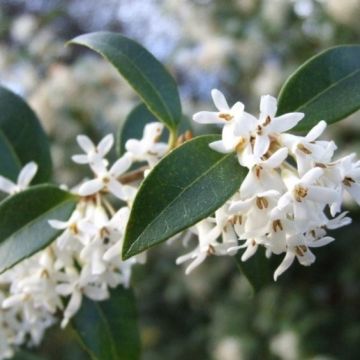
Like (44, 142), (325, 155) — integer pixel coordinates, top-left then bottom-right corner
(0, 129), (21, 181)
(70, 32), (182, 131)
(72, 287), (141, 360)
(12, 351), (46, 360)
(123, 135), (247, 259)
(117, 103), (168, 156)
(0, 86), (52, 183)
(277, 45), (360, 131)
(0, 185), (78, 273)
(234, 248), (277, 293)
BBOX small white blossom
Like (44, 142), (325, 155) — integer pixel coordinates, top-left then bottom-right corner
(78, 153), (134, 200)
(125, 122), (168, 167)
(72, 134), (114, 168)
(0, 162), (37, 195)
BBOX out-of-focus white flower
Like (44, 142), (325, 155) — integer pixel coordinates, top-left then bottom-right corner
(78, 153), (134, 200)
(72, 134), (114, 168)
(281, 120), (336, 176)
(10, 15), (38, 44)
(125, 122), (168, 166)
(0, 162), (37, 195)
(176, 215), (236, 274)
(270, 330), (299, 360)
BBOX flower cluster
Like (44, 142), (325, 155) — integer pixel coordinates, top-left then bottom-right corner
(0, 123), (168, 359)
(177, 90), (358, 280)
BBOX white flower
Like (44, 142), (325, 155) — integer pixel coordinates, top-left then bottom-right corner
(273, 233), (334, 280)
(239, 147), (288, 198)
(72, 134), (114, 168)
(242, 95), (304, 159)
(176, 216), (235, 274)
(193, 89), (245, 152)
(125, 122), (168, 167)
(332, 153), (360, 209)
(78, 154), (134, 200)
(271, 167), (338, 231)
(204, 94), (304, 163)
(0, 162), (37, 195)
(281, 121), (337, 176)
(56, 266), (108, 328)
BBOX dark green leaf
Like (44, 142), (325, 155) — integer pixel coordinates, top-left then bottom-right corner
(0, 86), (52, 182)
(72, 287), (141, 360)
(0, 129), (21, 181)
(0, 185), (78, 273)
(70, 32), (182, 131)
(277, 45), (360, 131)
(234, 247), (277, 293)
(12, 351), (46, 360)
(123, 135), (247, 259)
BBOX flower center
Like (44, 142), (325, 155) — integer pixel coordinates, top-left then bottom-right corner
(256, 196), (269, 209)
(254, 165), (263, 178)
(294, 185), (308, 202)
(69, 223), (78, 235)
(295, 245), (308, 257)
(272, 219), (283, 232)
(343, 176), (355, 187)
(262, 115), (271, 127)
(235, 137), (246, 152)
(256, 125), (263, 135)
(218, 113), (233, 121)
(297, 143), (312, 155)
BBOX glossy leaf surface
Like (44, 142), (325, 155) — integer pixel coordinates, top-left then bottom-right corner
(0, 185), (77, 273)
(70, 32), (182, 131)
(123, 135), (247, 259)
(278, 45), (360, 131)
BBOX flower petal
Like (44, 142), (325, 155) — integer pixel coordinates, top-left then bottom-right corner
(254, 134), (270, 159)
(300, 167), (324, 185)
(71, 154), (89, 164)
(263, 148), (288, 169)
(17, 162), (38, 188)
(48, 219), (69, 229)
(309, 236), (334, 248)
(211, 89), (229, 111)
(78, 179), (103, 196)
(193, 111), (224, 125)
(234, 112), (257, 136)
(241, 241), (258, 261)
(273, 251), (295, 281)
(305, 120), (327, 142)
(110, 154), (132, 177)
(108, 179), (126, 199)
(77, 135), (95, 153)
(209, 140), (231, 154)
(271, 112), (304, 133)
(0, 176), (16, 194)
(260, 95), (277, 118)
(97, 134), (114, 156)
(346, 182), (360, 205)
(307, 186), (338, 204)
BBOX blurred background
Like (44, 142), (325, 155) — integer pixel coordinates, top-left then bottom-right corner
(1, 1), (360, 359)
